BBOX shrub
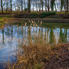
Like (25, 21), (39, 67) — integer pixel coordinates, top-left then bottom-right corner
(29, 13), (38, 18)
(48, 11), (57, 15)
(24, 8), (28, 11)
(40, 11), (57, 18)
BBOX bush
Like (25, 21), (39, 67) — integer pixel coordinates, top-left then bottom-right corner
(29, 13), (38, 18)
(24, 8), (28, 11)
(40, 11), (57, 18)
(48, 11), (57, 15)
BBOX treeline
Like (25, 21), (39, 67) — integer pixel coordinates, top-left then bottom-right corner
(0, 0), (69, 13)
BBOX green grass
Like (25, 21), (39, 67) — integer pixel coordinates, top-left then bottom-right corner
(46, 15), (62, 18)
(0, 11), (69, 14)
(42, 22), (69, 29)
(57, 11), (69, 14)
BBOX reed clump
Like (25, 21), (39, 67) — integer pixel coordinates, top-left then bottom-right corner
(7, 42), (69, 69)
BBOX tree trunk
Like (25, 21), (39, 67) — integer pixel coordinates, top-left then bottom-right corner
(21, 0), (23, 13)
(48, 0), (49, 12)
(28, 0), (31, 13)
(10, 0), (12, 12)
(45, 0), (47, 12)
(6, 2), (8, 13)
(1, 0), (3, 13)
(42, 2), (43, 12)
(67, 0), (68, 12)
(36, 0), (38, 13)
(41, 0), (43, 12)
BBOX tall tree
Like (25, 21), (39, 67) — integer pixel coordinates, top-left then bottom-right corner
(28, 0), (31, 13)
(4, 0), (9, 13)
(48, 0), (50, 12)
(1, 0), (3, 13)
(40, 0), (43, 12)
(45, 0), (47, 12)
(21, 0), (23, 12)
(61, 0), (64, 11)
(36, 0), (38, 12)
(67, 0), (68, 12)
(17, 0), (23, 12)
(51, 0), (55, 11)
(10, 0), (12, 12)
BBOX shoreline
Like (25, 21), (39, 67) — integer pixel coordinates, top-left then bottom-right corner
(9, 18), (69, 23)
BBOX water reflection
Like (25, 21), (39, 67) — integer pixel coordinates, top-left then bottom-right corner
(0, 24), (69, 63)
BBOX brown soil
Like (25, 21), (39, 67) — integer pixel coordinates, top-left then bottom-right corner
(44, 44), (69, 69)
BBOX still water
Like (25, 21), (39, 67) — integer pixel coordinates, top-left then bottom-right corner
(0, 23), (69, 64)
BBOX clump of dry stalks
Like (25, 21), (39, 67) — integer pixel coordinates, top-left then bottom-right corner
(7, 43), (69, 69)
(5, 20), (69, 69)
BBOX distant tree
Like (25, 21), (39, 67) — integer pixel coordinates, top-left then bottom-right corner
(48, 0), (50, 12)
(61, 0), (64, 11)
(67, 0), (68, 12)
(28, 0), (31, 13)
(45, 0), (47, 12)
(51, 0), (55, 11)
(10, 0), (12, 12)
(38, 0), (41, 13)
(17, 0), (23, 12)
(40, 0), (44, 12)
(1, 0), (3, 13)
(1, 0), (5, 13)
(36, 0), (38, 12)
(64, 0), (69, 13)
(3, 0), (9, 13)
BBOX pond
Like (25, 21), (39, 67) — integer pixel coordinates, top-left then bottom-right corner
(0, 22), (69, 67)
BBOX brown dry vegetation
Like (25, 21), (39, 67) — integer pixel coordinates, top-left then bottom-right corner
(5, 43), (69, 69)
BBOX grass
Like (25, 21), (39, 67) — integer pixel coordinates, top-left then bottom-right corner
(0, 19), (7, 29)
(0, 16), (69, 30)
(57, 11), (69, 14)
(46, 15), (62, 18)
(0, 11), (69, 14)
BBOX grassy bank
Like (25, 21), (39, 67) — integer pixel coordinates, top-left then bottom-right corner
(0, 17), (69, 30)
(0, 19), (7, 29)
(8, 18), (69, 24)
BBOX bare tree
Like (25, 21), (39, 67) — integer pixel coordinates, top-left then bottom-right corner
(67, 0), (68, 12)
(17, 0), (23, 12)
(1, 0), (5, 13)
(48, 0), (50, 12)
(10, 0), (12, 12)
(1, 0), (3, 13)
(3, 0), (9, 13)
(40, 0), (44, 12)
(45, 0), (48, 12)
(28, 0), (31, 13)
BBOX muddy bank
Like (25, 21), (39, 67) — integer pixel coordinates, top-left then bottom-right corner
(43, 44), (69, 69)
